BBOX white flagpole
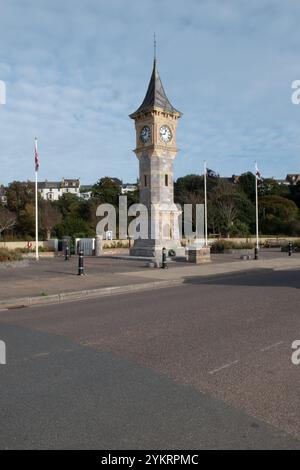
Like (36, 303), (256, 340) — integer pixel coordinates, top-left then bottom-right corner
(35, 138), (39, 261)
(255, 162), (259, 251)
(204, 160), (208, 246)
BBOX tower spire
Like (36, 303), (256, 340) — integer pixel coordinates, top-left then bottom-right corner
(129, 40), (181, 118)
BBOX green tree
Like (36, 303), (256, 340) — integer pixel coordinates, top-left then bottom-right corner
(52, 194), (100, 238)
(259, 195), (300, 235)
(39, 200), (62, 239)
(259, 178), (288, 197)
(209, 180), (255, 237)
(288, 181), (300, 209)
(18, 203), (35, 237)
(238, 172), (256, 202)
(0, 206), (16, 239)
(175, 174), (218, 206)
(92, 177), (121, 206)
(6, 181), (35, 217)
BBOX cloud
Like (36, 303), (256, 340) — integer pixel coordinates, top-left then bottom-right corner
(0, 0), (299, 185)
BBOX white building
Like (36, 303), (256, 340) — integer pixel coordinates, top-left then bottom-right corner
(38, 178), (80, 201)
(121, 183), (138, 194)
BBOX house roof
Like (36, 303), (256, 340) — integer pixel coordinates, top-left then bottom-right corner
(38, 181), (60, 190)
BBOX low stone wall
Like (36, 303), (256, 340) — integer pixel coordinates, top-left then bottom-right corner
(223, 249), (254, 254)
(0, 240), (57, 251)
(1, 237), (298, 253)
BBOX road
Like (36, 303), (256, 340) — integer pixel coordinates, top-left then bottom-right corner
(0, 268), (300, 449)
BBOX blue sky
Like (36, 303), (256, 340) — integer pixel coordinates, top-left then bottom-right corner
(0, 0), (299, 185)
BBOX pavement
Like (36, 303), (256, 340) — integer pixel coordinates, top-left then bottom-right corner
(0, 268), (299, 449)
(0, 250), (300, 309)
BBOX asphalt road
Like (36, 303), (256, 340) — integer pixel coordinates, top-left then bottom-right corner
(0, 268), (299, 449)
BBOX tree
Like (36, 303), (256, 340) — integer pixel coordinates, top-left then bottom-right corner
(52, 195), (98, 238)
(6, 181), (35, 216)
(54, 193), (79, 217)
(92, 177), (121, 206)
(259, 178), (288, 197)
(209, 180), (255, 236)
(288, 181), (300, 209)
(0, 206), (16, 238)
(238, 172), (256, 202)
(18, 203), (35, 237)
(54, 216), (93, 239)
(174, 173), (218, 206)
(39, 201), (62, 239)
(259, 195), (300, 235)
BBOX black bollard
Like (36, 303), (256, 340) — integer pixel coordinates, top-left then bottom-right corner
(288, 241), (293, 257)
(64, 244), (70, 261)
(78, 249), (84, 276)
(254, 246), (259, 260)
(162, 247), (167, 269)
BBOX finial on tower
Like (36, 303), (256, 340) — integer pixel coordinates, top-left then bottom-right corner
(153, 33), (157, 63)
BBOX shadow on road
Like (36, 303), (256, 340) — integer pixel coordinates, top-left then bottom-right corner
(183, 268), (300, 289)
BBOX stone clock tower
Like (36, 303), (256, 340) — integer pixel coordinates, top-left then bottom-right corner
(129, 57), (184, 258)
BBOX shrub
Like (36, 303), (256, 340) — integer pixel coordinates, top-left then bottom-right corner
(103, 240), (129, 249)
(0, 248), (22, 262)
(210, 240), (254, 253)
(15, 246), (49, 253)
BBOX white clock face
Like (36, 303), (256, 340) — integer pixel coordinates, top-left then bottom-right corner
(159, 125), (172, 143)
(140, 126), (151, 144)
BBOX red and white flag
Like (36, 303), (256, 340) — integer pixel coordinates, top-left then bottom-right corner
(255, 163), (261, 179)
(34, 138), (40, 172)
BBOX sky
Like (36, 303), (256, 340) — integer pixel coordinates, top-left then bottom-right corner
(0, 0), (300, 185)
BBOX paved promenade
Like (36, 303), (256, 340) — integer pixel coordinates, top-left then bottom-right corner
(0, 251), (299, 309)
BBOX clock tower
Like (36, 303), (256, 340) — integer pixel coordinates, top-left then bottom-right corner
(129, 56), (184, 258)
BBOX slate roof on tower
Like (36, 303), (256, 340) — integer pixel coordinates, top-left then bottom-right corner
(130, 59), (181, 118)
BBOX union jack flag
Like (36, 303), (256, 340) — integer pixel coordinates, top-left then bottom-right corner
(35, 138), (39, 172)
(255, 163), (261, 179)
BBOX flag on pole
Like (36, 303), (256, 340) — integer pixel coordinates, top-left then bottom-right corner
(254, 162), (260, 254)
(204, 161), (208, 246)
(34, 138), (39, 261)
(255, 163), (261, 179)
(35, 138), (40, 172)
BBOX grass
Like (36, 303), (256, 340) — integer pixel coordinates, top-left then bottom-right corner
(0, 248), (23, 262)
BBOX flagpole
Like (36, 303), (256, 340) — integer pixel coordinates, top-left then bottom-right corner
(204, 160), (208, 246)
(35, 138), (39, 261)
(255, 162), (259, 258)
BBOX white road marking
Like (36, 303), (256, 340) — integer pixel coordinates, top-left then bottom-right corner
(0, 308), (8, 312)
(208, 360), (239, 375)
(260, 341), (284, 352)
(33, 352), (50, 358)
